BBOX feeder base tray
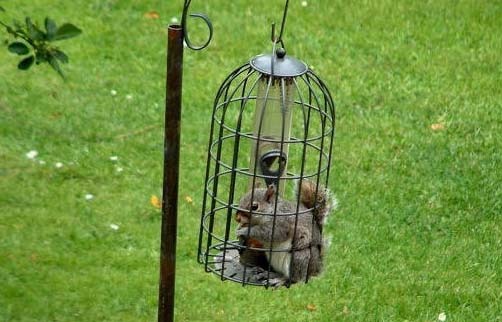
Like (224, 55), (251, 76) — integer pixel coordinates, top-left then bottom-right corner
(213, 249), (285, 287)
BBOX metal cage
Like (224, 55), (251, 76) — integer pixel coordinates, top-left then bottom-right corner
(197, 48), (335, 288)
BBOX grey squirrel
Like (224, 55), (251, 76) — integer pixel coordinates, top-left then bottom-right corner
(235, 180), (334, 286)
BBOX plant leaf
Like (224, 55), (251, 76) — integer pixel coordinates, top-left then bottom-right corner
(53, 23), (82, 41)
(18, 55), (35, 70)
(44, 17), (57, 40)
(52, 49), (69, 63)
(13, 19), (23, 31)
(35, 51), (48, 64)
(8, 41), (30, 55)
(25, 17), (46, 41)
(0, 6), (5, 12)
(48, 54), (65, 79)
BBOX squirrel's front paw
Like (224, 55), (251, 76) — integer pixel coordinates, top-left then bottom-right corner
(236, 227), (251, 238)
(267, 277), (289, 289)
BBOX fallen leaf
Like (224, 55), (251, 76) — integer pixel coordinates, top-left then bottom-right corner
(185, 195), (193, 204)
(431, 123), (445, 131)
(144, 11), (160, 19)
(343, 305), (350, 315)
(151, 195), (161, 209)
(306, 304), (317, 311)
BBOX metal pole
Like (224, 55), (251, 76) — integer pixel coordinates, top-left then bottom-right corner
(158, 24), (184, 322)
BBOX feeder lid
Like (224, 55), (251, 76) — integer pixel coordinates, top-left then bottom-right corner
(250, 48), (308, 77)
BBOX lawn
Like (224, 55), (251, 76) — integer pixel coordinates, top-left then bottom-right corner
(0, 0), (501, 321)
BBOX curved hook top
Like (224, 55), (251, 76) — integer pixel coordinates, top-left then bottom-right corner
(270, 0), (290, 50)
(269, 0), (290, 77)
(179, 0), (290, 52)
(181, 0), (213, 51)
(276, 0), (289, 49)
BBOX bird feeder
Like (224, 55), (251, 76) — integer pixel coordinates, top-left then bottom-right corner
(197, 1), (336, 288)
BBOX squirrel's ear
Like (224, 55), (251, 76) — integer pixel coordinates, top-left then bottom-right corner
(265, 184), (276, 202)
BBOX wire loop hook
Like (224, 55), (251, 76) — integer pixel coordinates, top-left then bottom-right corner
(181, 0), (213, 51)
(269, 0), (290, 76)
(271, 0), (290, 49)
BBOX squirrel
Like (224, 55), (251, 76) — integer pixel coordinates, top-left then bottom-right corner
(235, 180), (334, 286)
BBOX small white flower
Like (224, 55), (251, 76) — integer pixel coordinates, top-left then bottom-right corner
(438, 312), (447, 322)
(170, 17), (178, 23)
(110, 89), (117, 96)
(109, 156), (119, 161)
(26, 150), (38, 159)
(38, 160), (46, 165)
(55, 162), (64, 168)
(85, 194), (94, 200)
(116, 167), (124, 173)
(110, 224), (120, 231)
(301, 1), (308, 7)
(125, 94), (133, 100)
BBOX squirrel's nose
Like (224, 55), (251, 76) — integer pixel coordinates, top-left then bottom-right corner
(235, 211), (243, 222)
(235, 211), (249, 225)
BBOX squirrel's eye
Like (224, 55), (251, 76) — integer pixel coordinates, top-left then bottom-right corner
(251, 202), (259, 211)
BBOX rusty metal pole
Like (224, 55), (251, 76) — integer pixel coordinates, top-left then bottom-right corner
(158, 24), (184, 322)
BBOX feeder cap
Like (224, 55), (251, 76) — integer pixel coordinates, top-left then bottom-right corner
(250, 49), (308, 77)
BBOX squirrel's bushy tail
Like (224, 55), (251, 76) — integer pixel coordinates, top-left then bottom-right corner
(298, 180), (336, 226)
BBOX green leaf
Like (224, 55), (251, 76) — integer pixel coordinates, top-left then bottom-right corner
(44, 17), (57, 40)
(18, 55), (35, 70)
(13, 19), (23, 30)
(0, 6), (5, 12)
(53, 23), (82, 41)
(35, 51), (48, 64)
(52, 49), (69, 63)
(25, 17), (46, 41)
(48, 54), (65, 79)
(8, 41), (30, 55)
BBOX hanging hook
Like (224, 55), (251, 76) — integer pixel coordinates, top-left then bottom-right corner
(180, 0), (213, 51)
(273, 0), (289, 49)
(269, 0), (290, 76)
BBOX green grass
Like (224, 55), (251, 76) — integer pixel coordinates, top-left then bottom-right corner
(1, 0), (501, 321)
